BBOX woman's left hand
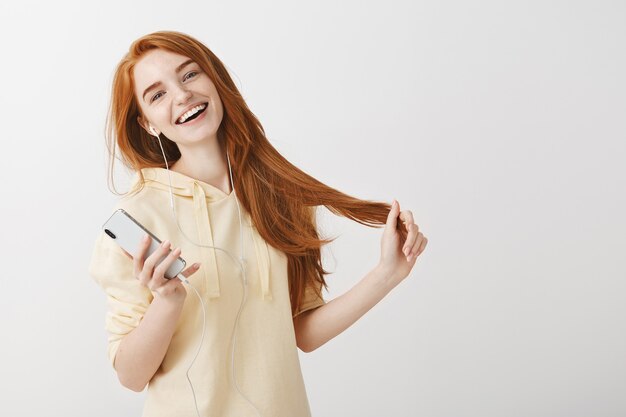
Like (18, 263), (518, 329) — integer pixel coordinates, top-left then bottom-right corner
(378, 199), (428, 283)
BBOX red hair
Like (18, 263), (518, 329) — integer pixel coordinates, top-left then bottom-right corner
(104, 30), (405, 315)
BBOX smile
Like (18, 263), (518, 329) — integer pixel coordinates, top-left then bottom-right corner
(176, 102), (208, 125)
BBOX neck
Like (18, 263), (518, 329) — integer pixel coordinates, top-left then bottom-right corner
(170, 136), (232, 194)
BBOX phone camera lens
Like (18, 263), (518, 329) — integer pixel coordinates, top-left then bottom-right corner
(104, 229), (117, 239)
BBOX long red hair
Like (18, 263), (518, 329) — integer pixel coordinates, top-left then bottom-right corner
(104, 30), (404, 315)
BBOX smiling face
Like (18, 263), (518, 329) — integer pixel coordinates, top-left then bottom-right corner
(133, 48), (224, 146)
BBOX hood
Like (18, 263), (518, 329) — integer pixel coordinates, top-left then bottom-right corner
(135, 167), (273, 300)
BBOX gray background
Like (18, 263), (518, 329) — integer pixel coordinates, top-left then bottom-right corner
(0, 0), (624, 416)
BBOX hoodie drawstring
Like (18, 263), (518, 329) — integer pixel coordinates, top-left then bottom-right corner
(251, 227), (272, 300)
(192, 180), (221, 298)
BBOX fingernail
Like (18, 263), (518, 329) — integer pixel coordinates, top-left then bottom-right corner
(192, 262), (200, 269)
(143, 234), (150, 242)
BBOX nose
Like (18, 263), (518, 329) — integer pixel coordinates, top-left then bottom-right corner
(173, 83), (193, 105)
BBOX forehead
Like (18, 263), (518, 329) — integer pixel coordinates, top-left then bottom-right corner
(133, 49), (193, 95)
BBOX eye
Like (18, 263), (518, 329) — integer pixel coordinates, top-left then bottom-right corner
(150, 71), (199, 103)
(184, 70), (198, 81)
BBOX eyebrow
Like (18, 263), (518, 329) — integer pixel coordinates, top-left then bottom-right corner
(142, 58), (196, 102)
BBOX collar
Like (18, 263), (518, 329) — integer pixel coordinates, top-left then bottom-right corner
(136, 167), (273, 300)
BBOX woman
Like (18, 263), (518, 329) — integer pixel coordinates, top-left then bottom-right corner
(88, 30), (427, 417)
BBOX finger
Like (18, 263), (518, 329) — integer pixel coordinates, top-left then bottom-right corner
(402, 223), (419, 257)
(417, 236), (428, 256)
(410, 235), (428, 261)
(408, 233), (424, 259)
(399, 210), (415, 231)
(121, 248), (133, 260)
(386, 199), (401, 230)
(152, 261), (197, 296)
(140, 240), (171, 282)
(157, 273), (188, 296)
(153, 246), (182, 281)
(133, 234), (152, 277)
(179, 262), (201, 278)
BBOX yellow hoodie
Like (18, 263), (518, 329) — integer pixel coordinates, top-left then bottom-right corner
(88, 167), (325, 417)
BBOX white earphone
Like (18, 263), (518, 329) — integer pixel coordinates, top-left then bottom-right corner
(149, 127), (263, 417)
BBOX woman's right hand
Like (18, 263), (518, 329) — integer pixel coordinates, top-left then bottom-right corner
(121, 236), (200, 304)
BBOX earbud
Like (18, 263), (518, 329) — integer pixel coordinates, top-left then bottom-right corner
(149, 126), (159, 137)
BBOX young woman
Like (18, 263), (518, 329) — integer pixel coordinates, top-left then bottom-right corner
(89, 30), (427, 417)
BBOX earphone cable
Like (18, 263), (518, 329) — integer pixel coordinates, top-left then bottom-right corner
(154, 134), (263, 417)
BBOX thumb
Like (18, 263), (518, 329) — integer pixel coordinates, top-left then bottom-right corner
(386, 199), (400, 230)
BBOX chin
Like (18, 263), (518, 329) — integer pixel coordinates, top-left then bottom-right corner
(187, 128), (221, 144)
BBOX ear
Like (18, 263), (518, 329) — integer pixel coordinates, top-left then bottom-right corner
(137, 115), (152, 135)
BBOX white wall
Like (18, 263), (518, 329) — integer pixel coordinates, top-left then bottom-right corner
(0, 0), (624, 416)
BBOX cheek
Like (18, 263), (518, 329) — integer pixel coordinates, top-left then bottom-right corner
(203, 80), (220, 100)
(153, 108), (172, 124)
(210, 91), (224, 114)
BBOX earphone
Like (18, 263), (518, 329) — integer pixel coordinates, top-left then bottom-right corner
(149, 126), (264, 417)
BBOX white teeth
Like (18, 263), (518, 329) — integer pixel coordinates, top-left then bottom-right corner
(177, 103), (207, 124)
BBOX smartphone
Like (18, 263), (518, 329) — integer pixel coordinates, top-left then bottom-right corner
(102, 208), (187, 279)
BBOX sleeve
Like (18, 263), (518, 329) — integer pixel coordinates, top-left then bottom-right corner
(292, 279), (326, 318)
(292, 206), (326, 318)
(88, 229), (153, 369)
